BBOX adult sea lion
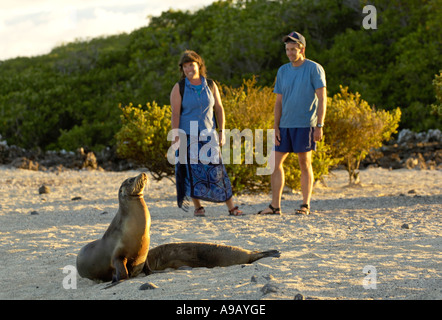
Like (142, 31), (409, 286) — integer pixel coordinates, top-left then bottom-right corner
(76, 172), (151, 283)
(146, 242), (280, 270)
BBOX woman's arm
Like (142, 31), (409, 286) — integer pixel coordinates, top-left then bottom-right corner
(170, 83), (182, 145)
(212, 83), (226, 146)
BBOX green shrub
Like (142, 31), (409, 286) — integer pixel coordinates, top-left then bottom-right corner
(220, 77), (339, 192)
(56, 120), (117, 151)
(116, 81), (392, 194)
(115, 102), (173, 181)
(220, 78), (275, 192)
(431, 70), (442, 117)
(324, 86), (401, 184)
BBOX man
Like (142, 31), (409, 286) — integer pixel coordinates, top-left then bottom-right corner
(257, 31), (326, 215)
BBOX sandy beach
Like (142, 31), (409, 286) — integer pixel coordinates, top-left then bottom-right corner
(0, 165), (440, 300)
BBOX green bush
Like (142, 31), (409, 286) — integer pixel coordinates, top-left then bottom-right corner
(114, 78), (339, 193)
(1, 0), (440, 151)
(115, 102), (173, 181)
(56, 120), (118, 151)
(324, 86), (401, 184)
(220, 77), (339, 192)
(284, 139), (341, 190)
(431, 70), (442, 117)
(220, 78), (275, 192)
(115, 81), (400, 193)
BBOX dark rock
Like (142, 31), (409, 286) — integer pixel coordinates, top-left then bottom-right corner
(263, 274), (275, 281)
(361, 129), (442, 170)
(11, 157), (39, 170)
(82, 151), (98, 170)
(294, 293), (304, 300)
(139, 282), (158, 290)
(261, 283), (278, 294)
(38, 185), (50, 194)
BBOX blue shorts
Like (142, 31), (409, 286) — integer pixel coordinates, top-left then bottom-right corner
(274, 127), (316, 153)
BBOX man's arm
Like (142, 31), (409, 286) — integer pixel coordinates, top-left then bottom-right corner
(274, 93), (283, 146)
(314, 86), (327, 142)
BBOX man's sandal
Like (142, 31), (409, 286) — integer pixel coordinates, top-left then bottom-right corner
(228, 206), (245, 216)
(194, 206), (206, 217)
(257, 204), (281, 215)
(296, 204), (310, 215)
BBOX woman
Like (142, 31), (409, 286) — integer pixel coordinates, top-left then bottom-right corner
(170, 50), (243, 217)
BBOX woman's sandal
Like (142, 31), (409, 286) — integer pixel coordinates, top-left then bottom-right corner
(257, 204), (281, 215)
(228, 206), (245, 216)
(296, 204), (310, 215)
(194, 206), (206, 217)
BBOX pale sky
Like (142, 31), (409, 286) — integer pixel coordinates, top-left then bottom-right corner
(0, 0), (218, 61)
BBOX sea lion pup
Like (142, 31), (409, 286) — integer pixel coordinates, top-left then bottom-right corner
(76, 172), (151, 283)
(146, 242), (280, 270)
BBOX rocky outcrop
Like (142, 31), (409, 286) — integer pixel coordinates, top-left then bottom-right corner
(362, 129), (442, 170)
(0, 134), (134, 172)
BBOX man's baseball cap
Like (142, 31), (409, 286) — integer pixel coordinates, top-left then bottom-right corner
(282, 31), (306, 47)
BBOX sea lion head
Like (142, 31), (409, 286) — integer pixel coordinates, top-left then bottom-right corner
(118, 172), (148, 199)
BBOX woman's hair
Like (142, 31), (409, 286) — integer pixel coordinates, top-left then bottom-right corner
(178, 50), (207, 79)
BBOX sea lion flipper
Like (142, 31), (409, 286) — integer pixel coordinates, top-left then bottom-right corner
(112, 257), (129, 282)
(260, 250), (281, 258)
(102, 280), (124, 290)
(143, 261), (153, 275)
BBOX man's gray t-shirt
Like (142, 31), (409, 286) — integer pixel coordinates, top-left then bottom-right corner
(274, 59), (326, 128)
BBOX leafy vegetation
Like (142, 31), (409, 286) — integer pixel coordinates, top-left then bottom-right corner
(114, 80), (397, 192)
(0, 0), (439, 155)
(115, 102), (172, 181)
(431, 71), (442, 117)
(325, 86), (401, 184)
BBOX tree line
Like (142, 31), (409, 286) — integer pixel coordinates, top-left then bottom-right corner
(0, 0), (440, 151)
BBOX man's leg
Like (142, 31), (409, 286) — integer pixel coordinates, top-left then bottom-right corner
(258, 151), (288, 214)
(297, 151), (314, 210)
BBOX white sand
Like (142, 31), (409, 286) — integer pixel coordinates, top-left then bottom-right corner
(0, 165), (440, 300)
